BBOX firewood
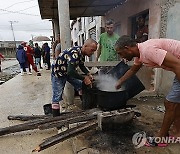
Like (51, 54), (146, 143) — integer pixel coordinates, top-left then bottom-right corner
(7, 111), (73, 121)
(38, 114), (97, 130)
(32, 120), (97, 152)
(7, 115), (51, 121)
(0, 108), (101, 136)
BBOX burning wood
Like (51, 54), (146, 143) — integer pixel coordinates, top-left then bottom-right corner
(32, 120), (97, 152)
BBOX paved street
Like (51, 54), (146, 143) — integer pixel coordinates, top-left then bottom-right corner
(0, 62), (75, 154)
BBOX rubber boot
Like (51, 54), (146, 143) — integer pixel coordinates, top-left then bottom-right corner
(52, 104), (60, 117)
(52, 109), (60, 117)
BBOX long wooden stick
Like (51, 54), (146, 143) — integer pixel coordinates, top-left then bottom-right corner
(7, 111), (73, 121)
(7, 115), (51, 121)
(32, 120), (97, 152)
(38, 114), (96, 130)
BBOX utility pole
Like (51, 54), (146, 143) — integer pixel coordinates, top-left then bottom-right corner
(9, 21), (18, 50)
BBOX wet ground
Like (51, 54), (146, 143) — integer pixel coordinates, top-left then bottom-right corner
(0, 64), (19, 84)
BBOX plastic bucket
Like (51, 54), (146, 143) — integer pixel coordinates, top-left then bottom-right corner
(43, 104), (52, 115)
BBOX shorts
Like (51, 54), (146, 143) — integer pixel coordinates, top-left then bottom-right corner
(166, 77), (180, 103)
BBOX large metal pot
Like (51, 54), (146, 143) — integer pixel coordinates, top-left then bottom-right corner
(82, 80), (128, 111)
(97, 89), (128, 110)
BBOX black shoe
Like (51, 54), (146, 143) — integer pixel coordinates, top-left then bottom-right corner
(37, 72), (41, 76)
(46, 68), (50, 70)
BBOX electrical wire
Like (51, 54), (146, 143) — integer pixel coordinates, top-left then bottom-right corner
(0, 8), (39, 16)
(0, 20), (50, 27)
(0, 5), (38, 15)
(0, 28), (52, 32)
(4, 0), (35, 9)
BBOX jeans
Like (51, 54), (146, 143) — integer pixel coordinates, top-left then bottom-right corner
(35, 58), (41, 66)
(51, 73), (82, 104)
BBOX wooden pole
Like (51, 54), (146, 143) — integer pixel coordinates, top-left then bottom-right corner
(7, 112), (72, 121)
(32, 120), (97, 152)
(7, 115), (51, 121)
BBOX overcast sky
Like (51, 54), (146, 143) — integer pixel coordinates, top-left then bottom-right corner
(0, 0), (52, 41)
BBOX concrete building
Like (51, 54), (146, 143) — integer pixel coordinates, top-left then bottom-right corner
(0, 41), (22, 57)
(71, 16), (103, 61)
(38, 0), (180, 97)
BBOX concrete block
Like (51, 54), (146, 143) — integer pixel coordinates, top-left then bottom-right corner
(97, 108), (134, 131)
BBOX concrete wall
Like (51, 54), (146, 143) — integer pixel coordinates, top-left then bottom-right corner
(166, 1), (180, 40)
(158, 0), (179, 94)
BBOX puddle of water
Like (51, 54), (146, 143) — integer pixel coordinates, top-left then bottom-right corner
(0, 64), (20, 84)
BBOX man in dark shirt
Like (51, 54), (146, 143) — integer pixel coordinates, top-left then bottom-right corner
(44, 43), (51, 70)
(51, 38), (97, 116)
(34, 43), (42, 69)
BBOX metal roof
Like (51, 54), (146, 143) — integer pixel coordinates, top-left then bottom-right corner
(38, 0), (127, 20)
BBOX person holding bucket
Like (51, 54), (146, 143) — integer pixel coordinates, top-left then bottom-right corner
(51, 38), (97, 117)
(115, 35), (180, 147)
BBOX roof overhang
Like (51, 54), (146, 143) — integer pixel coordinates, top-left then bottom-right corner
(38, 0), (127, 20)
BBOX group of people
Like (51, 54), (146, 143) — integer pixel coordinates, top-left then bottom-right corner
(16, 42), (51, 76)
(50, 17), (179, 147)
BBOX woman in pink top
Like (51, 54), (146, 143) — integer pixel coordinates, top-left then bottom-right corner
(115, 35), (180, 147)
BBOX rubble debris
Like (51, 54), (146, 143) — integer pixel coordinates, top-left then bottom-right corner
(152, 106), (165, 113)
